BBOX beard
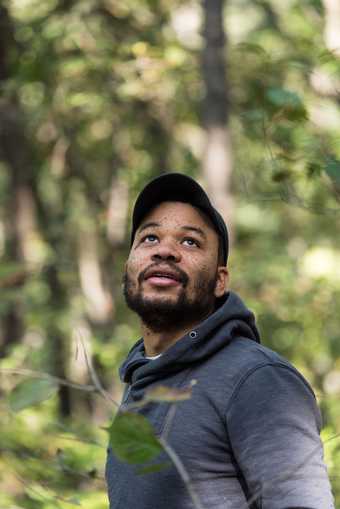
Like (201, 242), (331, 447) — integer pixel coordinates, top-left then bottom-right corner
(123, 262), (218, 332)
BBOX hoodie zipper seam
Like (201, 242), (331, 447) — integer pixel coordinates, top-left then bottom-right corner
(121, 384), (132, 406)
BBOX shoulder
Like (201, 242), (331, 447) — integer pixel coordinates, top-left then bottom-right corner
(225, 337), (316, 402)
(196, 337), (316, 418)
(227, 337), (313, 390)
(227, 336), (294, 366)
(224, 339), (320, 429)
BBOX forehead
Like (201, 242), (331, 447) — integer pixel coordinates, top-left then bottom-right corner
(138, 201), (217, 235)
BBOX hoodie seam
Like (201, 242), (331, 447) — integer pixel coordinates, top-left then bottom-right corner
(157, 367), (197, 438)
(224, 362), (316, 416)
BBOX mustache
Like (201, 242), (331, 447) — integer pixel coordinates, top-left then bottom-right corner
(138, 263), (189, 286)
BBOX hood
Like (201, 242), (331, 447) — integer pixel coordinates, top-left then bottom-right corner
(119, 291), (260, 393)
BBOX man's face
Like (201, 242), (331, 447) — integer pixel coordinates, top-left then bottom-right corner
(123, 201), (228, 332)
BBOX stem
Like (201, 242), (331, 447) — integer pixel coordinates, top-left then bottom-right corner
(77, 332), (119, 408)
(159, 437), (205, 509)
(161, 403), (177, 441)
(0, 368), (96, 392)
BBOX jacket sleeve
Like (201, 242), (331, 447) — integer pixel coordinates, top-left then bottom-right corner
(225, 363), (335, 509)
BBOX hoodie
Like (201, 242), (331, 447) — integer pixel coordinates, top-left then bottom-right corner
(106, 292), (334, 509)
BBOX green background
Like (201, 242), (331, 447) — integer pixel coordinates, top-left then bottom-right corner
(0, 0), (340, 507)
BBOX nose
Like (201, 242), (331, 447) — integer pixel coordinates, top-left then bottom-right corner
(151, 240), (181, 263)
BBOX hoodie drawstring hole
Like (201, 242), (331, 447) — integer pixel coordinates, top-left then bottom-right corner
(189, 331), (198, 339)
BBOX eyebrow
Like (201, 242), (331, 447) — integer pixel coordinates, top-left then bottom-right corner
(138, 222), (161, 234)
(181, 225), (207, 240)
(137, 222), (207, 240)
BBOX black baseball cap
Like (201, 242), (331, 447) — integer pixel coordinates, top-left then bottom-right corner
(130, 173), (229, 265)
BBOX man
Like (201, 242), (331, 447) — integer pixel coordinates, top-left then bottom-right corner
(106, 172), (334, 509)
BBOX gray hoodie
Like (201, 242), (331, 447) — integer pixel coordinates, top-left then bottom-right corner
(106, 292), (334, 509)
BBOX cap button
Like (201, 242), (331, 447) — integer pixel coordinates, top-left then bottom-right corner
(189, 331), (198, 339)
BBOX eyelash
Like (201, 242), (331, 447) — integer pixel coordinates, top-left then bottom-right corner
(140, 234), (200, 247)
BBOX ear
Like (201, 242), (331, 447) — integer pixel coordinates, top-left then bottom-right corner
(214, 266), (229, 298)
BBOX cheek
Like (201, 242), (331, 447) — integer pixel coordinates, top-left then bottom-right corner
(187, 258), (216, 283)
(125, 257), (136, 279)
(126, 252), (146, 281)
(127, 250), (141, 268)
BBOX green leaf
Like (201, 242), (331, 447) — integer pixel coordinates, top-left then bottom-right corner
(318, 49), (339, 65)
(241, 109), (266, 122)
(9, 378), (58, 413)
(137, 461), (171, 475)
(65, 497), (81, 506)
(0, 262), (27, 289)
(236, 42), (268, 57)
(0, 262), (24, 277)
(272, 169), (291, 183)
(266, 87), (307, 121)
(307, 161), (322, 178)
(266, 87), (302, 108)
(325, 159), (340, 186)
(108, 412), (163, 464)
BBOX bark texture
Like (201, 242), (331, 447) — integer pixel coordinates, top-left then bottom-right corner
(201, 0), (234, 246)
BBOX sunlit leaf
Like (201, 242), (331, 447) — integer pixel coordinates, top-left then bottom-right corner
(144, 383), (195, 403)
(65, 497), (82, 506)
(137, 461), (171, 475)
(9, 379), (58, 413)
(108, 412), (163, 464)
(318, 49), (340, 65)
(236, 42), (268, 57)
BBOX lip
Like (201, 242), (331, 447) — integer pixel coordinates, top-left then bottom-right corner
(144, 268), (183, 287)
(146, 276), (181, 287)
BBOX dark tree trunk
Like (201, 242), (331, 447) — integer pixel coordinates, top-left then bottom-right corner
(201, 0), (234, 243)
(0, 6), (24, 356)
(45, 265), (72, 418)
(0, 5), (72, 416)
(202, 0), (228, 128)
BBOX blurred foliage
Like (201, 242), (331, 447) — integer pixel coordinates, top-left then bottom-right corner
(0, 0), (340, 507)
(109, 412), (163, 464)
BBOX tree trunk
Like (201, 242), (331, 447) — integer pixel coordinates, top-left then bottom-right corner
(0, 6), (24, 356)
(106, 174), (129, 247)
(310, 0), (340, 96)
(0, 5), (72, 416)
(45, 265), (72, 418)
(78, 226), (114, 324)
(322, 0), (340, 56)
(201, 0), (234, 245)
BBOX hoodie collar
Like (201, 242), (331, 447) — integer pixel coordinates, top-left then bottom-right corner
(120, 291), (260, 387)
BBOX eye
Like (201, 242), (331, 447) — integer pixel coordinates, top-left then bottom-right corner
(141, 234), (158, 244)
(182, 237), (200, 247)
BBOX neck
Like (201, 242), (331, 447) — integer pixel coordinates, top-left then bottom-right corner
(141, 313), (212, 356)
(141, 324), (193, 356)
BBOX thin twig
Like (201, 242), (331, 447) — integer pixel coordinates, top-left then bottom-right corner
(11, 469), (80, 507)
(159, 437), (205, 509)
(261, 113), (340, 216)
(77, 332), (119, 408)
(0, 368), (96, 392)
(161, 404), (177, 441)
(50, 433), (105, 448)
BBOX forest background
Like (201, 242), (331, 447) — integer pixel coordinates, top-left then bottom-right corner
(1, 0), (340, 507)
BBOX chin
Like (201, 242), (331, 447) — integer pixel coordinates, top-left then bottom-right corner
(142, 293), (181, 305)
(142, 285), (183, 297)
